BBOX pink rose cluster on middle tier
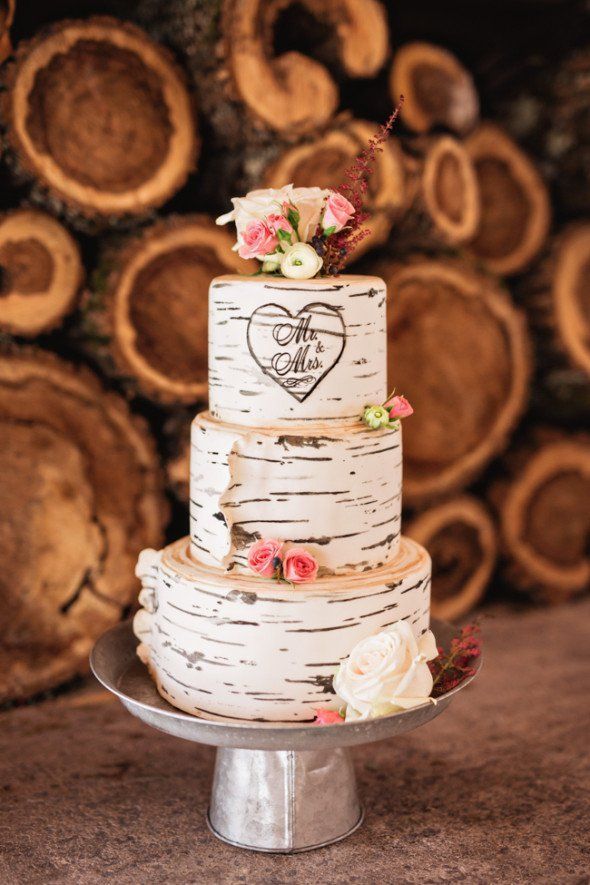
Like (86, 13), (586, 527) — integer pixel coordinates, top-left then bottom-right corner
(247, 539), (319, 585)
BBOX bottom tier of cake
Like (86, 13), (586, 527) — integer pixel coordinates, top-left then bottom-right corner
(133, 536), (431, 722)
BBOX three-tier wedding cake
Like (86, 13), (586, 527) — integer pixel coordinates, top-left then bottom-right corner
(134, 171), (436, 723)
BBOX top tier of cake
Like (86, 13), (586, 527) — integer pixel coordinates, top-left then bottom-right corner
(208, 274), (387, 428)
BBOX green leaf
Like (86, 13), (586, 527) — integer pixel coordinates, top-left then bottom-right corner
(323, 225), (336, 237)
(277, 228), (292, 244)
(287, 207), (300, 230)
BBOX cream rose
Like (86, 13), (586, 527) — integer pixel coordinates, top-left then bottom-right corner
(216, 186), (293, 251)
(289, 186), (330, 241)
(334, 622), (438, 721)
(280, 242), (323, 279)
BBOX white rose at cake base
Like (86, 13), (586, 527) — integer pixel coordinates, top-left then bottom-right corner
(133, 173), (437, 724)
(334, 622), (438, 722)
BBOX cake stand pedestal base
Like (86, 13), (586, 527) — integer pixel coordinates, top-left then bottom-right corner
(90, 619), (479, 854)
(208, 747), (362, 852)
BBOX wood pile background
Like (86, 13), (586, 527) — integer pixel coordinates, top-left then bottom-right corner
(1, 0), (588, 703)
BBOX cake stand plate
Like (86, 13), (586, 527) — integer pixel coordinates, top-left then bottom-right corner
(90, 618), (479, 853)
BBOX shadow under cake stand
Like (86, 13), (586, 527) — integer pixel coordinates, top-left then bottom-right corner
(90, 619), (479, 854)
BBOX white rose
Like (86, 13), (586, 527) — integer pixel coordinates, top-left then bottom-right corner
(216, 186), (293, 251)
(289, 186), (331, 241)
(334, 622), (438, 721)
(280, 242), (323, 279)
(261, 251), (282, 273)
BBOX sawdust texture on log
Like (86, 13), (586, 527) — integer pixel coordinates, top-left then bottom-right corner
(0, 208), (83, 336)
(1, 17), (198, 224)
(396, 135), (480, 251)
(407, 495), (497, 621)
(520, 224), (590, 378)
(0, 348), (167, 702)
(0, 0), (14, 64)
(383, 257), (532, 506)
(465, 123), (551, 276)
(490, 429), (590, 601)
(83, 215), (252, 406)
(390, 42), (479, 136)
(263, 117), (406, 258)
(221, 0), (389, 135)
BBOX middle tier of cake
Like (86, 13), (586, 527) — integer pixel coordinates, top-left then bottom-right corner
(190, 412), (402, 575)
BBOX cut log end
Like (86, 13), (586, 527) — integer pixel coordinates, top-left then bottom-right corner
(493, 432), (590, 601)
(523, 224), (590, 378)
(222, 0), (388, 135)
(0, 209), (83, 336)
(398, 135), (480, 250)
(2, 17), (198, 221)
(0, 0), (15, 64)
(407, 496), (497, 621)
(383, 258), (531, 505)
(466, 123), (551, 275)
(0, 348), (167, 702)
(92, 215), (253, 405)
(263, 118), (406, 258)
(390, 42), (479, 136)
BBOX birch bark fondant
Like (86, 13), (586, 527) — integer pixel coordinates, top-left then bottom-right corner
(209, 274), (387, 426)
(190, 412), (402, 574)
(134, 536), (431, 722)
(134, 266), (432, 722)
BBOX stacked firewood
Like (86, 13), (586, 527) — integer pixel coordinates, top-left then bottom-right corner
(0, 1), (588, 703)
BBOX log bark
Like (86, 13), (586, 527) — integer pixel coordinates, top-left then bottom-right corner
(81, 215), (253, 406)
(489, 428), (590, 601)
(394, 135), (480, 251)
(1, 17), (198, 227)
(0, 0), (14, 64)
(221, 0), (389, 135)
(382, 257), (532, 506)
(519, 224), (590, 378)
(465, 123), (551, 276)
(262, 117), (406, 259)
(0, 347), (168, 702)
(0, 208), (83, 337)
(390, 42), (479, 136)
(406, 495), (497, 621)
(163, 411), (192, 505)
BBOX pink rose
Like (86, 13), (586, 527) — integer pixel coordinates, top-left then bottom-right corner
(322, 192), (355, 233)
(238, 220), (278, 260)
(384, 394), (414, 419)
(266, 213), (293, 237)
(313, 708), (344, 726)
(248, 538), (283, 578)
(283, 547), (318, 584)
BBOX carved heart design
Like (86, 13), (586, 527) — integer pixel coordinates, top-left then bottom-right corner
(247, 302), (346, 401)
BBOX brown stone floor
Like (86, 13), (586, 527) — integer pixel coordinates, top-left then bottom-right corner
(1, 600), (589, 884)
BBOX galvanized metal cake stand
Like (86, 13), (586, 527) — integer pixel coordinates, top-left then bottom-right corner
(90, 619), (479, 854)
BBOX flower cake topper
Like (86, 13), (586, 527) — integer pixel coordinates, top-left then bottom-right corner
(216, 102), (403, 279)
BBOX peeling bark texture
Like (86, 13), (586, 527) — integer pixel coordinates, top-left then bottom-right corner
(0, 17), (198, 229)
(262, 116), (406, 259)
(0, 208), (83, 336)
(382, 257), (532, 506)
(489, 428), (590, 602)
(394, 134), (480, 252)
(390, 42), (479, 136)
(0, 347), (168, 702)
(79, 215), (252, 406)
(465, 123), (551, 276)
(519, 224), (590, 378)
(407, 495), (497, 622)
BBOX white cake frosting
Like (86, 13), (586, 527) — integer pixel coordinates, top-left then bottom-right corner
(189, 412), (402, 574)
(133, 536), (431, 722)
(134, 271), (432, 722)
(208, 274), (387, 427)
